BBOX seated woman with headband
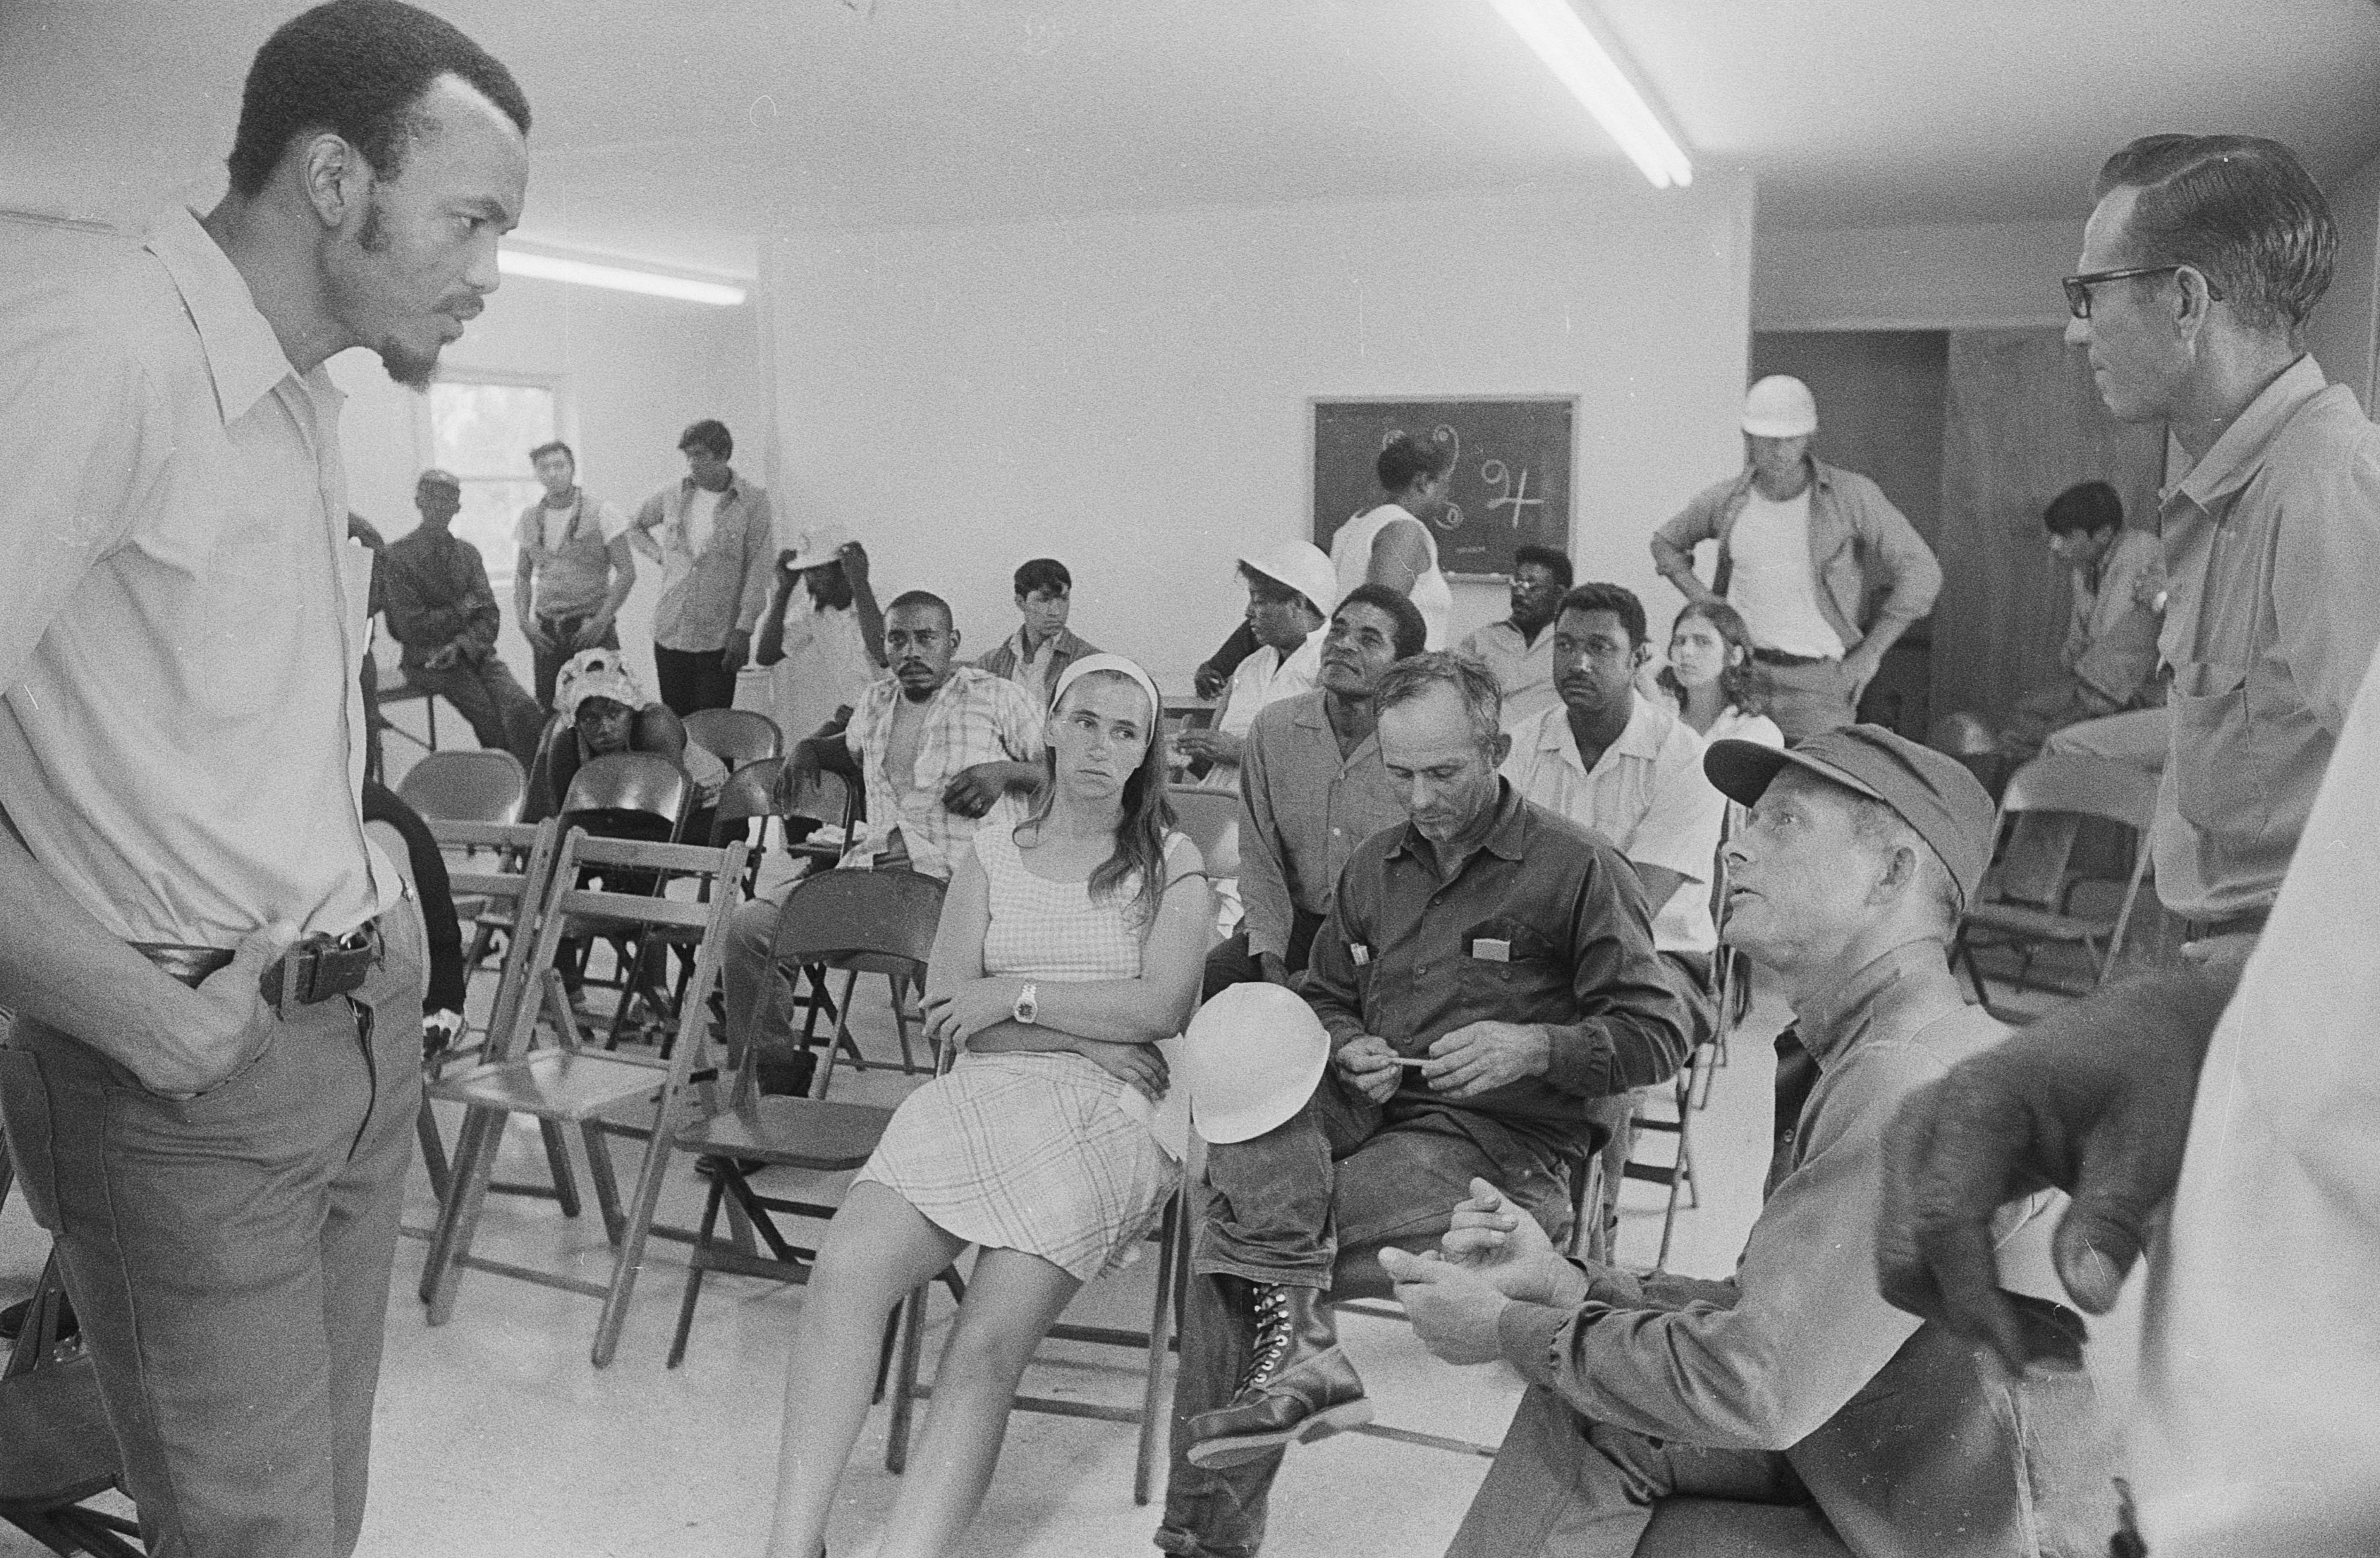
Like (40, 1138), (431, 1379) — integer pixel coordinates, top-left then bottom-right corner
(763, 654), (1211, 1558)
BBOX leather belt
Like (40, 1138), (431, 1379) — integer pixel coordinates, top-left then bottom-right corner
(1750, 648), (1836, 669)
(132, 920), (386, 1014)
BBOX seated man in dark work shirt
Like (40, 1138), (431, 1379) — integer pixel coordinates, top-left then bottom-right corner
(1158, 650), (1689, 1558)
(382, 467), (547, 773)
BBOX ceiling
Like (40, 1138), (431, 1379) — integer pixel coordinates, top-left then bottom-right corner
(6, 0), (2379, 278)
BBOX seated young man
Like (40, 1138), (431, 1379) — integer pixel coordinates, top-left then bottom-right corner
(973, 555), (1098, 709)
(2000, 479), (2166, 763)
(1385, 725), (2108, 1558)
(1157, 652), (1689, 1558)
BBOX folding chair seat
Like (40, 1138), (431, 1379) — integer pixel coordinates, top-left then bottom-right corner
(1954, 754), (2157, 1012)
(407, 819), (582, 1237)
(765, 868), (946, 1087)
(0, 1255), (143, 1557)
(419, 828), (745, 1366)
(683, 707), (785, 771)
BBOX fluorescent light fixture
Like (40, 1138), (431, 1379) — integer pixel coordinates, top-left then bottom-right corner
(1490, 0), (1692, 189)
(497, 247), (747, 306)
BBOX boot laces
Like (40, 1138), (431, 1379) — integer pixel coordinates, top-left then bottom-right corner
(1236, 1285), (1294, 1394)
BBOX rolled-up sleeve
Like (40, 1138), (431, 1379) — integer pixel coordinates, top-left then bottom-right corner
(1849, 482), (1941, 638)
(1537, 845), (1689, 1097)
(736, 490), (776, 633)
(1499, 1048), (1928, 1451)
(1649, 480), (1730, 586)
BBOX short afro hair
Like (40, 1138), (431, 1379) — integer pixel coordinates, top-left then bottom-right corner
(226, 0), (529, 199)
(1556, 582), (1648, 647)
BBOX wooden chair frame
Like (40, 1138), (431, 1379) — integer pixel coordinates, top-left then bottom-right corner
(419, 828), (745, 1366)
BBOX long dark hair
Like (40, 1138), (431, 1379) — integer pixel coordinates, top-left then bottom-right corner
(1657, 600), (1770, 718)
(1019, 670), (1176, 929)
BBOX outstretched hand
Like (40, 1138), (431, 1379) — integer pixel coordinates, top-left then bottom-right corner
(1874, 965), (2237, 1373)
(1379, 1247), (1510, 1365)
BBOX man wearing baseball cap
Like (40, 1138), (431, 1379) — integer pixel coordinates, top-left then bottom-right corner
(382, 467), (549, 772)
(1385, 724), (2107, 1558)
(755, 523), (886, 749)
(1650, 378), (1941, 741)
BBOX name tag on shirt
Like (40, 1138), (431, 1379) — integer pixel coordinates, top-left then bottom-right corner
(1470, 938), (1511, 963)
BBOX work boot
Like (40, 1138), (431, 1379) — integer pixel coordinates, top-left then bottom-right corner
(1184, 1280), (1370, 1469)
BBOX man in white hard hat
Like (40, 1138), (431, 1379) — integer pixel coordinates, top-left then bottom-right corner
(1651, 376), (1940, 741)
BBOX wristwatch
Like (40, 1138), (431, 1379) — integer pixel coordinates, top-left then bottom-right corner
(1013, 981), (1039, 1026)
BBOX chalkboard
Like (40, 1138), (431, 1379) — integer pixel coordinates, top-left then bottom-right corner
(1312, 397), (1575, 579)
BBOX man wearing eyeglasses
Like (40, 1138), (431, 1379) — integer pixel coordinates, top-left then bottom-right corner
(2063, 133), (2380, 941)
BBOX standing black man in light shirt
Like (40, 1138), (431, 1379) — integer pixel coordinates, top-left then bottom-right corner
(0, 5), (529, 1553)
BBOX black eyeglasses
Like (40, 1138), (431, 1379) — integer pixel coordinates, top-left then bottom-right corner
(2061, 264), (2224, 320)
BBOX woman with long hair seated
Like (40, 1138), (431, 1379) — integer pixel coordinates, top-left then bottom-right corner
(764, 654), (1211, 1558)
(1655, 600), (1785, 749)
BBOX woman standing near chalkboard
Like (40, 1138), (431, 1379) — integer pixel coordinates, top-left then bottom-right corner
(1331, 432), (1455, 650)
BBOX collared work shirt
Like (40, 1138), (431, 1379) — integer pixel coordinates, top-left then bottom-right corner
(975, 624), (1099, 712)
(1500, 697), (1727, 953)
(842, 666), (1043, 880)
(632, 476), (775, 651)
(1235, 691), (1406, 962)
(1459, 618), (1558, 732)
(2150, 353), (2380, 919)
(1496, 943), (2105, 1557)
(381, 528), (503, 670)
(0, 208), (394, 946)
(1303, 783), (1688, 1158)
(1651, 459), (1941, 654)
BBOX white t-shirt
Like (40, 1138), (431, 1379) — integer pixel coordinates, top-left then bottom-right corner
(539, 492), (631, 551)
(771, 599), (880, 749)
(1333, 503), (1452, 650)
(1726, 488), (1845, 659)
(682, 486), (723, 558)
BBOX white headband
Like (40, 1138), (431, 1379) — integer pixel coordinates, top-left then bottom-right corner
(1049, 653), (1165, 738)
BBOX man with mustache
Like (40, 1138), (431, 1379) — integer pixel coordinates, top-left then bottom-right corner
(719, 591), (1043, 1078)
(1160, 652), (1686, 1558)
(1201, 584), (1426, 999)
(0, 3), (529, 1552)
(1500, 582), (1729, 1238)
(1459, 543), (1573, 733)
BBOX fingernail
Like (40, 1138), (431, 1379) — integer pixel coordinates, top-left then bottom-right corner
(2070, 1247), (2123, 1312)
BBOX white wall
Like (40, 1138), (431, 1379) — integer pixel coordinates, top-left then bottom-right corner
(332, 276), (765, 708)
(763, 174), (1756, 689)
(2307, 150), (2380, 411)
(1754, 218), (2079, 331)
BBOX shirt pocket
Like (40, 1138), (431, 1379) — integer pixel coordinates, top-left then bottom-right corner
(1456, 915), (1560, 1001)
(2166, 660), (2260, 832)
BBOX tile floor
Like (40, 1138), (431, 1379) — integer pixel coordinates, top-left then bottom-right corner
(0, 942), (1797, 1558)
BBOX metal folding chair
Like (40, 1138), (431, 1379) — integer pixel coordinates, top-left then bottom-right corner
(1164, 786), (1242, 880)
(1954, 753), (2158, 1011)
(419, 828), (745, 1366)
(558, 752), (693, 1045)
(683, 707), (785, 771)
(711, 758), (783, 896)
(767, 869), (946, 1086)
(0, 1254), (143, 1557)
(397, 749), (527, 827)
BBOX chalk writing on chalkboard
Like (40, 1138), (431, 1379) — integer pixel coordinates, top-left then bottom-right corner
(1312, 397), (1575, 579)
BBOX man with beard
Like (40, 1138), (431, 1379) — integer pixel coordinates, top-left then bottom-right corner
(719, 591), (1043, 1074)
(0, 3), (529, 1553)
(1202, 584), (1426, 998)
(1460, 543), (1573, 733)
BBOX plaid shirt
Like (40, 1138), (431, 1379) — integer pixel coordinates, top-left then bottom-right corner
(844, 665), (1043, 879)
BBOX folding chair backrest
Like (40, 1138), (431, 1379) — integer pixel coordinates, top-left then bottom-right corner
(561, 752), (690, 843)
(683, 707), (784, 770)
(1997, 753), (2159, 831)
(1166, 785), (1241, 880)
(714, 758), (783, 837)
(768, 868), (947, 977)
(400, 749), (528, 824)
(499, 828), (747, 1063)
(780, 766), (854, 838)
(425, 817), (560, 1044)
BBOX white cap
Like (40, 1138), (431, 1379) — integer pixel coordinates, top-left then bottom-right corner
(1180, 982), (1331, 1145)
(1741, 375), (1819, 438)
(782, 522), (856, 572)
(555, 647), (646, 718)
(1236, 540), (1338, 620)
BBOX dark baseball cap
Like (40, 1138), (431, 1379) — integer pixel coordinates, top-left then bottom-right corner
(1703, 724), (1996, 910)
(416, 468), (462, 493)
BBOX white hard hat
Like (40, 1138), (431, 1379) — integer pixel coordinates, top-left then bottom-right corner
(781, 522), (856, 572)
(1237, 541), (1339, 620)
(1181, 982), (1331, 1144)
(1741, 375), (1818, 439)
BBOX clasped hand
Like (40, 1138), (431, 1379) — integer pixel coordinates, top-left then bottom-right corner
(1379, 1179), (1580, 1365)
(1336, 1022), (1548, 1103)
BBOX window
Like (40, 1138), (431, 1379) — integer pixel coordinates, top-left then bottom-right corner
(419, 376), (560, 590)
